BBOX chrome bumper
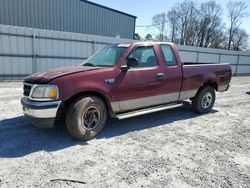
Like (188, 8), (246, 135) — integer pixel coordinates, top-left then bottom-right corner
(21, 97), (61, 128)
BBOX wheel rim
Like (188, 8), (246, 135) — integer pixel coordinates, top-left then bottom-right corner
(82, 106), (100, 130)
(201, 92), (213, 109)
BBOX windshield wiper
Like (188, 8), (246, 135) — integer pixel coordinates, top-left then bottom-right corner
(83, 63), (97, 67)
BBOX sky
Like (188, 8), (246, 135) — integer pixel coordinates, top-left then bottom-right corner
(91, 0), (250, 42)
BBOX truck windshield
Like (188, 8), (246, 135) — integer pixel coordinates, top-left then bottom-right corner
(82, 44), (129, 67)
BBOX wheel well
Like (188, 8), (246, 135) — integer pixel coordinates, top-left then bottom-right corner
(202, 81), (218, 91)
(62, 91), (115, 118)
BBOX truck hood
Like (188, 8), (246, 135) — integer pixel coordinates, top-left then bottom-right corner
(25, 66), (101, 84)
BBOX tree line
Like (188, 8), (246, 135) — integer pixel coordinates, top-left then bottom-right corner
(134, 0), (249, 51)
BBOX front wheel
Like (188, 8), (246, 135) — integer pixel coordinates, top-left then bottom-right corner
(192, 86), (215, 114)
(66, 96), (107, 140)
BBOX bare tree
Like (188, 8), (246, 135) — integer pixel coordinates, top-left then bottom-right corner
(152, 13), (168, 41)
(227, 1), (248, 50)
(155, 34), (168, 41)
(196, 1), (223, 47)
(232, 29), (249, 51)
(209, 29), (227, 49)
(152, 0), (249, 50)
(167, 9), (179, 42)
(168, 1), (199, 45)
(176, 1), (195, 45)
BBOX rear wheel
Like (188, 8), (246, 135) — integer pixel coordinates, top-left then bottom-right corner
(192, 86), (215, 114)
(66, 96), (107, 140)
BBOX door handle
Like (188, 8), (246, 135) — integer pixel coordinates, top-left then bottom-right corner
(156, 73), (165, 80)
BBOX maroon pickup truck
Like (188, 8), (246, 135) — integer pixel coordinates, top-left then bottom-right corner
(21, 42), (232, 140)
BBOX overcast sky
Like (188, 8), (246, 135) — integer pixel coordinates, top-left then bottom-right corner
(91, 0), (250, 42)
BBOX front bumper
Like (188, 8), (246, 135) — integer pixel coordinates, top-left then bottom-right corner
(21, 97), (61, 128)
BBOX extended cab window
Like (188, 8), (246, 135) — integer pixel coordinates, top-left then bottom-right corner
(128, 46), (158, 68)
(160, 45), (177, 66)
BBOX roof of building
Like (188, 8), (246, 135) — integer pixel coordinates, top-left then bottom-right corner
(83, 0), (137, 19)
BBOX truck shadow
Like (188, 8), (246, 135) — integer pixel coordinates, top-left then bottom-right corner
(0, 117), (86, 158)
(0, 103), (218, 158)
(98, 103), (218, 139)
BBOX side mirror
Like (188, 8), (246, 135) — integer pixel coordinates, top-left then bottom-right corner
(120, 58), (138, 71)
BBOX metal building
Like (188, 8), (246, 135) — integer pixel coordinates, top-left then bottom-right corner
(0, 0), (136, 39)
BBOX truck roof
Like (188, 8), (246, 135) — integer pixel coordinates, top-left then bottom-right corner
(118, 41), (175, 47)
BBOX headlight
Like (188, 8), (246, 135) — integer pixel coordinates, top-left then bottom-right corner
(31, 85), (59, 100)
(32, 86), (46, 98)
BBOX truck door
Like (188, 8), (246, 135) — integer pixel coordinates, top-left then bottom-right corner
(115, 45), (165, 112)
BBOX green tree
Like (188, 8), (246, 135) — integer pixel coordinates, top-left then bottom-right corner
(133, 33), (141, 40)
(145, 34), (153, 40)
(152, 13), (167, 41)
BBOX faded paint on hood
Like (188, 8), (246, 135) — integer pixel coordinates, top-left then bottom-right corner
(25, 66), (101, 84)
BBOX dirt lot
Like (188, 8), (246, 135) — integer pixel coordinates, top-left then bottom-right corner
(0, 77), (249, 188)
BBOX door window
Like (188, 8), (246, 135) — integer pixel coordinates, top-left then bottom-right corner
(128, 46), (158, 68)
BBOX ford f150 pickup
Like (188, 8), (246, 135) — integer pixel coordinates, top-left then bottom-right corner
(21, 42), (232, 140)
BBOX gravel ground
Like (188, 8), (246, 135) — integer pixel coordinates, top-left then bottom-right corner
(0, 77), (250, 188)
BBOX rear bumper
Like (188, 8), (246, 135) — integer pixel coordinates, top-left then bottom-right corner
(21, 97), (61, 128)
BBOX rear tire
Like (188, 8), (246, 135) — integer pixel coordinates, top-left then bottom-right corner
(192, 86), (215, 114)
(66, 96), (107, 140)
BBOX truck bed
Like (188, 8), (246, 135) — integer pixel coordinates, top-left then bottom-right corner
(181, 63), (232, 97)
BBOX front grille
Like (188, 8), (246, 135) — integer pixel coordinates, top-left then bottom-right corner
(23, 84), (32, 97)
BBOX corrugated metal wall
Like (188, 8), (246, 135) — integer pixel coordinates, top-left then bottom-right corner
(0, 0), (136, 39)
(0, 24), (132, 79)
(0, 25), (250, 80)
(177, 45), (250, 75)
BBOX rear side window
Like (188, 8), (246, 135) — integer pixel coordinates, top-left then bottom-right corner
(160, 45), (176, 66)
(128, 46), (158, 68)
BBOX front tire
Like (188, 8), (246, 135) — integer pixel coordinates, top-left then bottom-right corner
(192, 86), (215, 114)
(66, 96), (107, 140)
